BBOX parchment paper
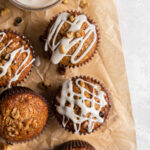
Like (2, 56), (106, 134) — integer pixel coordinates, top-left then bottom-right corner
(0, 0), (137, 150)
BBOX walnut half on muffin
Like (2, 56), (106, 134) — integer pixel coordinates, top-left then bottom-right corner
(54, 76), (111, 134)
(44, 11), (99, 68)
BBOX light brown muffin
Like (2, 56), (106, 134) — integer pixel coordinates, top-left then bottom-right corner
(0, 30), (35, 87)
(54, 76), (111, 134)
(0, 86), (49, 143)
(44, 11), (99, 69)
(55, 140), (96, 150)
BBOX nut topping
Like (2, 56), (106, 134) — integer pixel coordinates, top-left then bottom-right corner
(75, 30), (85, 38)
(4, 54), (10, 61)
(24, 118), (33, 130)
(66, 31), (74, 38)
(80, 80), (85, 87)
(69, 15), (75, 22)
(11, 107), (20, 119)
(7, 67), (11, 77)
(60, 45), (66, 54)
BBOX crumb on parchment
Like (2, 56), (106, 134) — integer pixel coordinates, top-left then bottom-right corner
(62, 0), (68, 4)
(0, 8), (10, 17)
(80, 0), (88, 8)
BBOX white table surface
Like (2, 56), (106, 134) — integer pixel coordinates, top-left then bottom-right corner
(116, 0), (150, 150)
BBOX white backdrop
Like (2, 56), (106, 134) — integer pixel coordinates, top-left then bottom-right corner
(116, 0), (150, 150)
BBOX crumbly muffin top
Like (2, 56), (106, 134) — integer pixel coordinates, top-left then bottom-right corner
(0, 31), (35, 87)
(55, 77), (110, 134)
(45, 12), (97, 66)
(0, 91), (48, 142)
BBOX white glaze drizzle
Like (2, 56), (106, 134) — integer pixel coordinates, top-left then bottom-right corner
(56, 78), (107, 134)
(45, 12), (97, 64)
(0, 32), (35, 88)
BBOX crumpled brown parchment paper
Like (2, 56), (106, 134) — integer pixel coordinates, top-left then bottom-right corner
(0, 0), (137, 150)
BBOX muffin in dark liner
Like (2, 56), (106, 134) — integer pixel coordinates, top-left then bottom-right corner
(42, 11), (100, 74)
(0, 30), (36, 88)
(0, 86), (49, 144)
(55, 140), (96, 150)
(53, 76), (111, 135)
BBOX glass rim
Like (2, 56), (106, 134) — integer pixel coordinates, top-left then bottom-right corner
(9, 0), (62, 11)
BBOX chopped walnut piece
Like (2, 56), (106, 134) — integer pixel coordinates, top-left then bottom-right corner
(7, 126), (15, 132)
(60, 45), (66, 54)
(4, 54), (10, 61)
(32, 119), (38, 128)
(7, 67), (11, 77)
(69, 15), (75, 22)
(17, 122), (23, 130)
(75, 30), (85, 38)
(66, 31), (74, 38)
(24, 118), (33, 130)
(80, 0), (88, 9)
(5, 116), (12, 125)
(11, 107), (20, 120)
(38, 82), (51, 89)
(80, 80), (85, 87)
(62, 0), (68, 4)
(0, 8), (10, 17)
(8, 132), (15, 137)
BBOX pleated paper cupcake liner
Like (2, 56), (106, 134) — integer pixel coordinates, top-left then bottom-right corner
(0, 86), (49, 144)
(53, 75), (112, 135)
(0, 29), (36, 88)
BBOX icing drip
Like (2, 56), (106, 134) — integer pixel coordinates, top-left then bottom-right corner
(56, 78), (107, 134)
(0, 32), (35, 87)
(45, 12), (97, 64)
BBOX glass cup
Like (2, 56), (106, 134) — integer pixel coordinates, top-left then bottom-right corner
(9, 0), (62, 11)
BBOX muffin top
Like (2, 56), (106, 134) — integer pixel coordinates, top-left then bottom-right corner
(55, 140), (95, 150)
(45, 12), (98, 66)
(0, 87), (48, 142)
(0, 31), (35, 87)
(55, 77), (111, 134)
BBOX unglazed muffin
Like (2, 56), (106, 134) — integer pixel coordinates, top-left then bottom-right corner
(55, 140), (95, 150)
(54, 76), (111, 134)
(0, 30), (35, 87)
(0, 86), (48, 143)
(44, 11), (99, 68)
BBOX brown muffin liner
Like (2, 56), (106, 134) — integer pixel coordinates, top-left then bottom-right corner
(0, 29), (36, 88)
(54, 140), (96, 150)
(53, 75), (112, 135)
(42, 10), (100, 72)
(0, 86), (49, 145)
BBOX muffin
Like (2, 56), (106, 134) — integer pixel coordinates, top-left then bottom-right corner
(44, 11), (99, 68)
(0, 30), (35, 87)
(55, 140), (95, 150)
(0, 86), (49, 143)
(54, 76), (111, 134)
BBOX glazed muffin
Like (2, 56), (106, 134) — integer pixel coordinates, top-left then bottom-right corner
(0, 86), (49, 143)
(0, 30), (35, 87)
(55, 140), (95, 150)
(44, 11), (99, 68)
(54, 76), (111, 134)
